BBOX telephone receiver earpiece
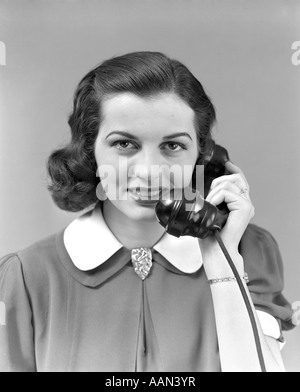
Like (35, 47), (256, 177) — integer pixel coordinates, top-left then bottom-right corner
(155, 143), (230, 239)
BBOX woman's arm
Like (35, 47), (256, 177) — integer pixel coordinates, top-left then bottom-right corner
(202, 244), (285, 372)
(200, 161), (285, 372)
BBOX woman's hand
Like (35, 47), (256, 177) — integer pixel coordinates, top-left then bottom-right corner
(199, 161), (255, 277)
(206, 161), (255, 249)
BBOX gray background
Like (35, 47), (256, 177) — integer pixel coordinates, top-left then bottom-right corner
(0, 0), (299, 371)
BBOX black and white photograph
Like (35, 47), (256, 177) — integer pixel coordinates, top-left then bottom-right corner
(0, 0), (299, 374)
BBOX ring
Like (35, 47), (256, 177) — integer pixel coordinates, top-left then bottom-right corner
(239, 187), (248, 195)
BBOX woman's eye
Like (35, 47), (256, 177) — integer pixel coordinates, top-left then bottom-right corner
(163, 142), (186, 152)
(111, 140), (137, 150)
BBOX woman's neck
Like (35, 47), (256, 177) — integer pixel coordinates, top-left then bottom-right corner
(102, 201), (166, 250)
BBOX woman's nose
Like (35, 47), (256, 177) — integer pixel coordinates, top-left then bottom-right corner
(129, 151), (166, 187)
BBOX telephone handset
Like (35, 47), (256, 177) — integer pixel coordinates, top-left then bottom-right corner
(155, 142), (231, 239)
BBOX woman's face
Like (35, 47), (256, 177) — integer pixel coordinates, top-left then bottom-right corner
(94, 92), (199, 222)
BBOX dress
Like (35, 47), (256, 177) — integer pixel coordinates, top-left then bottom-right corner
(0, 204), (294, 372)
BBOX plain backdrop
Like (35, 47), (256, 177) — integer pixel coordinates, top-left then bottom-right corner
(0, 0), (299, 372)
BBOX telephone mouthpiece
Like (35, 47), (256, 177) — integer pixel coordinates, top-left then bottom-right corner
(155, 197), (177, 229)
(155, 189), (185, 231)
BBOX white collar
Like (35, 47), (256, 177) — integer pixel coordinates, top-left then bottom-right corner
(64, 204), (203, 274)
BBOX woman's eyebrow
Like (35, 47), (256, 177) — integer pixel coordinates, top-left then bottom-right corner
(162, 132), (193, 141)
(105, 131), (138, 140)
(105, 131), (193, 141)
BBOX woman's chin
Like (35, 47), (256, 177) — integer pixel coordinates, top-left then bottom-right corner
(105, 198), (159, 222)
(122, 198), (160, 222)
(125, 204), (158, 222)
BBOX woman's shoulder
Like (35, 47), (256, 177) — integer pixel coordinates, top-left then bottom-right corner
(0, 231), (64, 287)
(240, 223), (294, 331)
(239, 223), (284, 285)
(241, 223), (279, 245)
(2, 231), (59, 262)
(240, 223), (283, 267)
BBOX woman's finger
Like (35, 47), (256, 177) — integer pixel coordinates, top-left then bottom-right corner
(206, 181), (243, 203)
(210, 173), (250, 194)
(207, 188), (254, 218)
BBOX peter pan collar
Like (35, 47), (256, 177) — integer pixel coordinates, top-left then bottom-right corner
(64, 203), (203, 274)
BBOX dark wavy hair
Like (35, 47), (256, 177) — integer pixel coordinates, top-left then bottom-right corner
(47, 51), (216, 212)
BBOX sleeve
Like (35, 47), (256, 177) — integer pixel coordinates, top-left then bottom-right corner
(239, 224), (295, 338)
(0, 253), (36, 372)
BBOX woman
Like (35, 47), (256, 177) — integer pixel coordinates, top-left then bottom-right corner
(0, 52), (294, 372)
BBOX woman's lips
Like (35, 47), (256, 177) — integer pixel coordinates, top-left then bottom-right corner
(127, 188), (169, 202)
